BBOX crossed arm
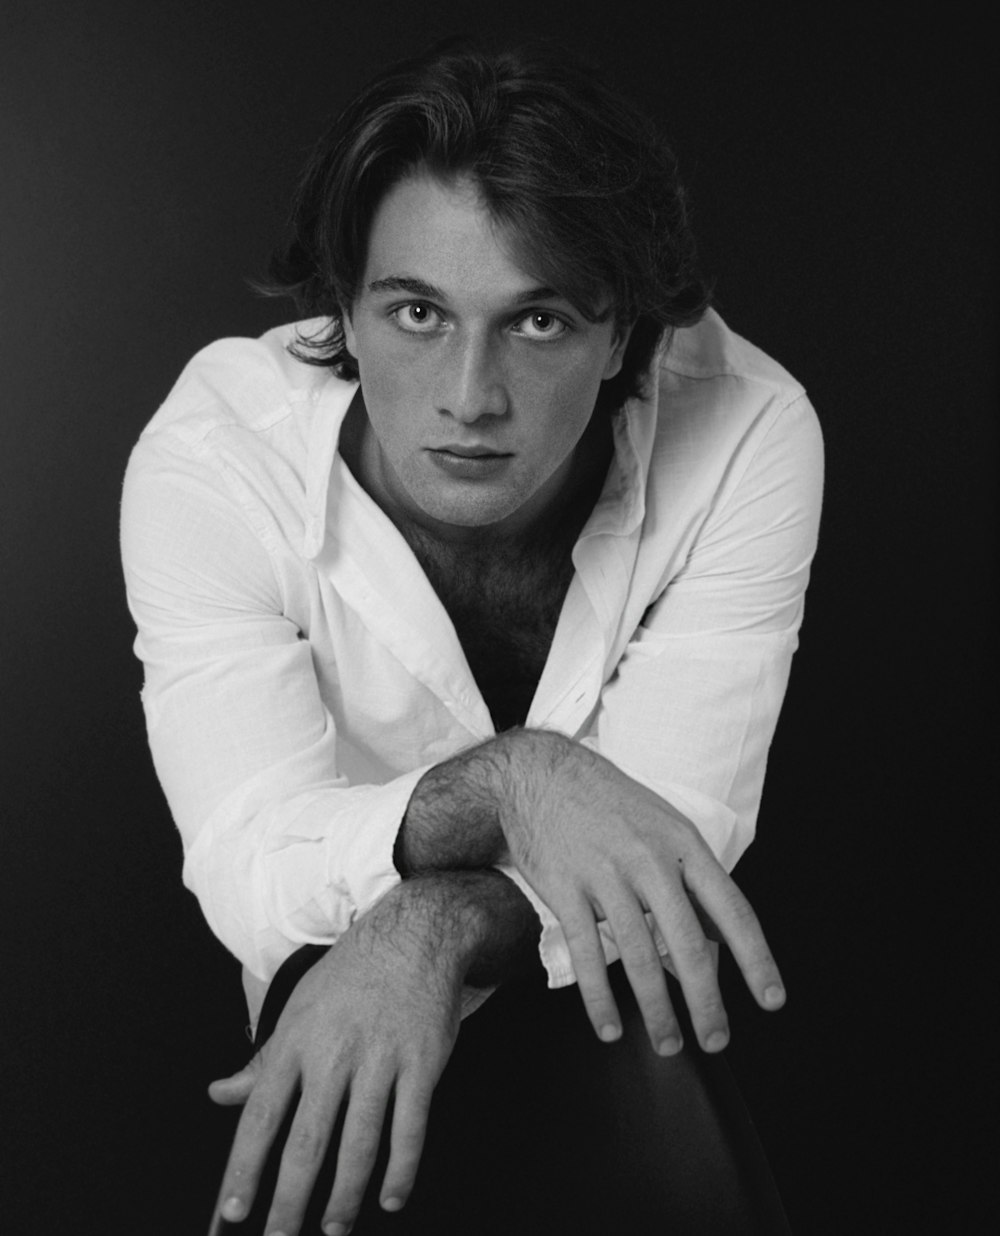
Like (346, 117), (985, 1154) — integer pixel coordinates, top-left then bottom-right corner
(209, 728), (785, 1236)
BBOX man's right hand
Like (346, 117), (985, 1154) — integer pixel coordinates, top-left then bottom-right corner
(494, 730), (787, 1056)
(207, 868), (540, 1236)
(207, 880), (466, 1236)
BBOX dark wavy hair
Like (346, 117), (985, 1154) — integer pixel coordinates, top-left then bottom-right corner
(260, 37), (711, 414)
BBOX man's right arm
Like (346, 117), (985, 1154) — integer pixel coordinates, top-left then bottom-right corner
(209, 868), (543, 1236)
(393, 737), (509, 874)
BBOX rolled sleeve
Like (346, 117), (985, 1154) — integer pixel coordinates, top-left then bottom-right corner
(185, 764), (428, 980)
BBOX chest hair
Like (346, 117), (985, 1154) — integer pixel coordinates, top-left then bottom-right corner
(402, 521), (581, 730)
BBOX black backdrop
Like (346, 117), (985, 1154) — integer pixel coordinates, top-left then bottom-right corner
(2, 2), (994, 1232)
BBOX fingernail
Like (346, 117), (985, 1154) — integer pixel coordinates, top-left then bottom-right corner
(324, 1223), (350, 1235)
(600, 1023), (621, 1042)
(382, 1197), (404, 1212)
(222, 1197), (246, 1221)
(705, 1029), (729, 1052)
(764, 984), (786, 1007)
(657, 1035), (682, 1056)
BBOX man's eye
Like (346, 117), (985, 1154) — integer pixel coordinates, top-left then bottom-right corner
(516, 311), (568, 340)
(391, 303), (441, 332)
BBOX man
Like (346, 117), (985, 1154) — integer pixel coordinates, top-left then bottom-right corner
(121, 38), (822, 1236)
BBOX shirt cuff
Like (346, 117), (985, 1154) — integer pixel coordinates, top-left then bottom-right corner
(185, 763), (434, 981)
(495, 862), (675, 989)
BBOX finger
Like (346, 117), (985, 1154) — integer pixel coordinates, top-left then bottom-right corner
(213, 1064), (297, 1227)
(603, 897), (683, 1055)
(321, 1075), (393, 1234)
(208, 1066), (257, 1107)
(685, 863), (786, 1011)
(646, 880), (731, 1052)
(558, 895), (622, 1041)
(263, 1077), (344, 1236)
(377, 1072), (436, 1212)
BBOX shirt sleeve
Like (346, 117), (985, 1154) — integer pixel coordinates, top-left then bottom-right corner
(502, 393), (825, 988)
(120, 428), (428, 983)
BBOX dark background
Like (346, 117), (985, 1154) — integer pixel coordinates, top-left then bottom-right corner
(2, 2), (994, 1231)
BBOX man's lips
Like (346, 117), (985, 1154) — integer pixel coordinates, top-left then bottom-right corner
(427, 446), (513, 479)
(431, 444), (512, 458)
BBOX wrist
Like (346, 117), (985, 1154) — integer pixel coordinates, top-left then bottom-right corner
(489, 727), (580, 847)
(397, 743), (511, 874)
(376, 869), (541, 989)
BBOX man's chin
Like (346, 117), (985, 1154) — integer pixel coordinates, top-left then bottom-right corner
(402, 492), (532, 543)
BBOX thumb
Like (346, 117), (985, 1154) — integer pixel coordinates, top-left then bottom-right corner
(207, 1055), (262, 1106)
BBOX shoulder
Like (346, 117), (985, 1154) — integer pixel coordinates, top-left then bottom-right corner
(644, 309), (821, 478)
(137, 319), (347, 450)
(123, 320), (356, 551)
(618, 311), (822, 549)
(126, 319), (356, 493)
(662, 308), (806, 396)
(657, 309), (814, 431)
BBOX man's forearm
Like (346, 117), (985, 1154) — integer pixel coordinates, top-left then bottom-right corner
(378, 868), (542, 988)
(394, 727), (571, 876)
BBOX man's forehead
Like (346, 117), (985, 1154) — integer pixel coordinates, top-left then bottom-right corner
(355, 167), (615, 323)
(361, 174), (571, 307)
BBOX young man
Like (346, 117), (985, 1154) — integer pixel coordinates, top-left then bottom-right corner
(121, 38), (822, 1236)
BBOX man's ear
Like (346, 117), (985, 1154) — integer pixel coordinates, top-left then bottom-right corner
(340, 304), (358, 359)
(602, 321), (635, 381)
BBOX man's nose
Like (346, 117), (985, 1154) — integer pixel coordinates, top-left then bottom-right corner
(436, 334), (509, 423)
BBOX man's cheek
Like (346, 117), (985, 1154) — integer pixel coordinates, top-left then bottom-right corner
(379, 352), (439, 413)
(362, 363), (417, 427)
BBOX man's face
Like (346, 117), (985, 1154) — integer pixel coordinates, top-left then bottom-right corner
(342, 171), (629, 540)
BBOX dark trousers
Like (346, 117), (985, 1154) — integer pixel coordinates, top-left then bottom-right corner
(223, 948), (792, 1235)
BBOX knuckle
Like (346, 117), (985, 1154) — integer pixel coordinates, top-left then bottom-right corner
(286, 1122), (326, 1168)
(694, 990), (726, 1023)
(623, 944), (665, 985)
(725, 890), (761, 932)
(350, 1093), (387, 1134)
(242, 1094), (280, 1131)
(612, 913), (652, 951)
(580, 981), (616, 1018)
(561, 915), (599, 953)
(689, 934), (716, 966)
(394, 1096), (431, 1144)
(569, 946), (608, 990)
(589, 1005), (618, 1031)
(578, 973), (613, 1013)
(391, 1129), (424, 1168)
(673, 928), (714, 970)
(749, 945), (777, 976)
(339, 1116), (382, 1174)
(638, 995), (672, 1033)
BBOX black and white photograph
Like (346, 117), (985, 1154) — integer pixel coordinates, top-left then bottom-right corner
(2, 3), (993, 1232)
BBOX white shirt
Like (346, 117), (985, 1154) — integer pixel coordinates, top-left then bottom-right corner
(120, 309), (823, 1027)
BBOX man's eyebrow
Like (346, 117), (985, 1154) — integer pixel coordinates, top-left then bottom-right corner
(367, 275), (566, 306)
(368, 275), (444, 299)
